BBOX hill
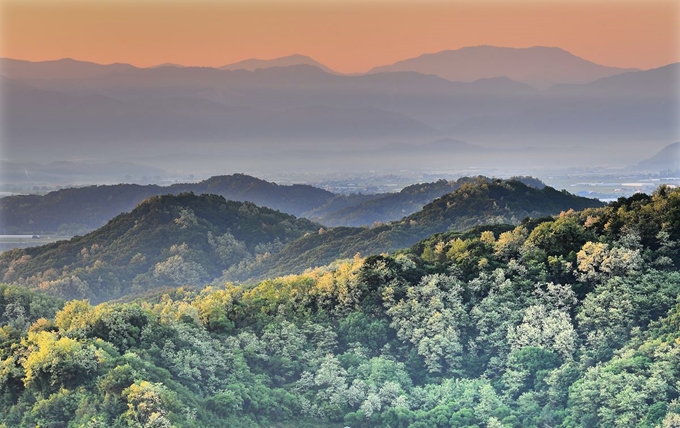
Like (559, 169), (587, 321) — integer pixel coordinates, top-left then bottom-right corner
(1, 174), (551, 235)
(314, 175), (545, 227)
(369, 45), (636, 88)
(0, 187), (677, 427)
(0, 174), (335, 234)
(0, 193), (319, 301)
(637, 142), (680, 172)
(227, 179), (603, 280)
(0, 179), (604, 296)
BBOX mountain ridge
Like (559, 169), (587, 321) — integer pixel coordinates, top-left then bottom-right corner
(220, 53), (337, 74)
(0, 179), (604, 298)
(637, 142), (680, 171)
(225, 178), (604, 281)
(0, 57), (137, 80)
(369, 45), (638, 89)
(0, 192), (320, 301)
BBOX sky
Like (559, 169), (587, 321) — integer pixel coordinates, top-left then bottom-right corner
(1, 0), (678, 73)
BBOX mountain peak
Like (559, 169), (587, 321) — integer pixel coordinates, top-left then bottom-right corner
(148, 62), (186, 69)
(637, 142), (680, 171)
(369, 45), (636, 89)
(220, 54), (336, 74)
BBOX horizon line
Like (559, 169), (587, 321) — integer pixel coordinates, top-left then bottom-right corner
(0, 44), (663, 73)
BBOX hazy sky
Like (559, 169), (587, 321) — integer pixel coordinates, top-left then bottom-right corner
(1, 0), (678, 73)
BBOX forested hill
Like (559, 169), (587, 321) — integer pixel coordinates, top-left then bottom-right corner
(0, 187), (677, 427)
(1, 174), (550, 234)
(226, 179), (604, 280)
(0, 193), (319, 301)
(0, 174), (333, 234)
(0, 179), (602, 299)
(310, 176), (545, 227)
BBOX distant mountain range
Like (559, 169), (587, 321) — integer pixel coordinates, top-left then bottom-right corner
(1, 48), (678, 161)
(369, 46), (637, 89)
(0, 57), (136, 80)
(2, 46), (632, 88)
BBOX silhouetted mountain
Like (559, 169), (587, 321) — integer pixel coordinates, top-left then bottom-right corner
(181, 174), (335, 214)
(0, 193), (319, 300)
(147, 63), (186, 69)
(448, 64), (680, 142)
(220, 54), (336, 73)
(1, 171), (554, 237)
(3, 76), (437, 159)
(0, 57), (136, 80)
(3, 56), (677, 161)
(637, 142), (680, 171)
(547, 63), (679, 97)
(3, 78), (213, 157)
(369, 46), (636, 88)
(6, 62), (536, 130)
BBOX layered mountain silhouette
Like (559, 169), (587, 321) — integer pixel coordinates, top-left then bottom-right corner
(2, 50), (677, 161)
(0, 57), (136, 80)
(369, 46), (637, 89)
(3, 74), (438, 158)
(220, 54), (336, 74)
(447, 63), (680, 142)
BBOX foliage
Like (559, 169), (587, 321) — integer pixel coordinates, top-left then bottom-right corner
(0, 193), (319, 301)
(225, 179), (602, 281)
(0, 174), (334, 234)
(0, 187), (677, 427)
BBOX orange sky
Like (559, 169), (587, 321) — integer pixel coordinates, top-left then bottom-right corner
(1, 1), (678, 73)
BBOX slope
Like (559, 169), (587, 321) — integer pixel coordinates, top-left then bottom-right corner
(0, 174), (335, 234)
(1, 188), (677, 428)
(0, 193), (319, 301)
(314, 176), (547, 227)
(637, 142), (680, 171)
(227, 178), (604, 280)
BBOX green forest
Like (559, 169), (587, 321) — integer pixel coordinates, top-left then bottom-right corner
(0, 179), (602, 302)
(0, 174), (558, 235)
(0, 186), (678, 427)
